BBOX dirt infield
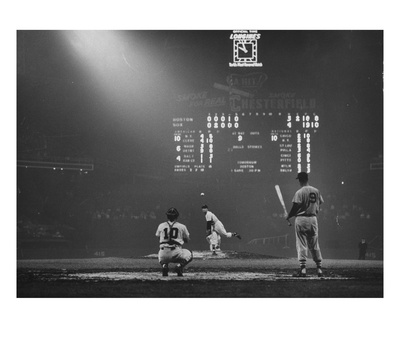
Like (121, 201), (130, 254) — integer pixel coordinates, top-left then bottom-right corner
(17, 251), (383, 298)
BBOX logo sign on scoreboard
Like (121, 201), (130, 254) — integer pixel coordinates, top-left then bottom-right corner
(229, 30), (263, 68)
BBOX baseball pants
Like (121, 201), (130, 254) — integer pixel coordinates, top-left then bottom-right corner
(206, 231), (221, 250)
(213, 221), (233, 238)
(294, 216), (322, 263)
(158, 246), (193, 266)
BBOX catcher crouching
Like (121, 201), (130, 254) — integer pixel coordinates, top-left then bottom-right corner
(155, 207), (193, 276)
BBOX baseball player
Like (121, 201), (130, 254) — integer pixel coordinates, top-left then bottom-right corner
(155, 207), (193, 276)
(286, 172), (324, 277)
(201, 205), (241, 252)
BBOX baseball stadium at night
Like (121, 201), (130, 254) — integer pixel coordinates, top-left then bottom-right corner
(17, 29), (383, 259)
(8, 3), (396, 343)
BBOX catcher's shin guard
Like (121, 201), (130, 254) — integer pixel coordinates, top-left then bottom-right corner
(162, 264), (169, 277)
(175, 264), (184, 276)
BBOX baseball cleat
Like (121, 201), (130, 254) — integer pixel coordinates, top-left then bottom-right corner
(292, 268), (306, 277)
(175, 264), (184, 277)
(317, 268), (323, 277)
(233, 233), (242, 239)
(212, 251), (217, 256)
(162, 264), (169, 277)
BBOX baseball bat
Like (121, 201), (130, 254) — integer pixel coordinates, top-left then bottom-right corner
(274, 185), (292, 226)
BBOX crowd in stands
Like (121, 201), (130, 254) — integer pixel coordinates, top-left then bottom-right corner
(17, 169), (382, 254)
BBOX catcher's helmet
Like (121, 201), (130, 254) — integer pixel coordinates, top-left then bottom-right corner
(166, 207), (179, 217)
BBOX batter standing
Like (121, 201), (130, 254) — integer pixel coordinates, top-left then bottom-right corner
(155, 207), (193, 276)
(201, 205), (241, 253)
(286, 172), (324, 277)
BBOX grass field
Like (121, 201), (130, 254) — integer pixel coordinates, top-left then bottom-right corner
(17, 250), (383, 298)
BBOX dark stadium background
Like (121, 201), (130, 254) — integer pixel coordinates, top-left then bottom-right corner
(16, 30), (383, 259)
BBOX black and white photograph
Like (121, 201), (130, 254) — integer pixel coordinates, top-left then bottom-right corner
(16, 29), (384, 296)
(5, 1), (398, 342)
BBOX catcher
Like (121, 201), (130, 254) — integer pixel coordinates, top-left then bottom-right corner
(155, 207), (193, 276)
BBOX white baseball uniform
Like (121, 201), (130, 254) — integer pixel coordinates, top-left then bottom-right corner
(292, 185), (324, 263)
(155, 220), (193, 265)
(204, 210), (233, 238)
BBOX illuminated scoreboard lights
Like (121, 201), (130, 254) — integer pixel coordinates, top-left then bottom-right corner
(206, 113), (240, 129)
(173, 112), (320, 174)
(174, 132), (214, 173)
(271, 129), (293, 173)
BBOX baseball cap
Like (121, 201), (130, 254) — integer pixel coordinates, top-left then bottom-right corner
(296, 172), (308, 181)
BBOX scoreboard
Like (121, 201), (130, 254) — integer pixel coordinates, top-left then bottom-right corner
(172, 109), (320, 176)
